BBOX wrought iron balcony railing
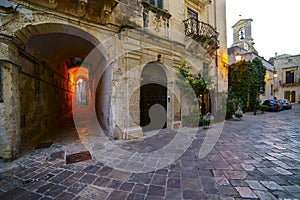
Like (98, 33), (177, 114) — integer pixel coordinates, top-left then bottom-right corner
(183, 18), (219, 55)
(279, 81), (300, 88)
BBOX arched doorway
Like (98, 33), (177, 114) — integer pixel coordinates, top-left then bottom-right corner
(75, 78), (88, 105)
(15, 23), (107, 150)
(68, 65), (90, 106)
(140, 62), (167, 131)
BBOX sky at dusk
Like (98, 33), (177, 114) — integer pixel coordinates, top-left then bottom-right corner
(226, 0), (300, 60)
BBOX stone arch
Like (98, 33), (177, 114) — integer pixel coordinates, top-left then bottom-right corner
(14, 23), (99, 47)
(13, 22), (111, 151)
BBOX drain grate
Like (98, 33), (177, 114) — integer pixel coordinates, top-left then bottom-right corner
(35, 142), (53, 149)
(66, 151), (92, 164)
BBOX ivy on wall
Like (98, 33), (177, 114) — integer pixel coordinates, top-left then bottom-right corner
(227, 57), (266, 117)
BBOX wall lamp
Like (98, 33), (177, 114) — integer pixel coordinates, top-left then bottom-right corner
(273, 70), (278, 78)
(235, 53), (242, 62)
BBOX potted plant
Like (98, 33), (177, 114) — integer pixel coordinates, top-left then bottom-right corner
(201, 112), (211, 129)
(233, 107), (243, 121)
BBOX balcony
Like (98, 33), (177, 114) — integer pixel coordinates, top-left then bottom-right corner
(183, 18), (219, 55)
(279, 81), (300, 88)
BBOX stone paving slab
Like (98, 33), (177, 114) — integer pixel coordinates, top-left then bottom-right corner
(235, 187), (257, 199)
(0, 105), (300, 199)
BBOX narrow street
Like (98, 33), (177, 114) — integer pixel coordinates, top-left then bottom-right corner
(0, 105), (300, 199)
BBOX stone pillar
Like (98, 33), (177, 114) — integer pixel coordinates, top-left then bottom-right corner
(111, 59), (143, 140)
(0, 41), (21, 161)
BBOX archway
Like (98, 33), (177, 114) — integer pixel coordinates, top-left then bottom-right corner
(68, 65), (90, 106)
(75, 78), (88, 105)
(15, 23), (108, 150)
(140, 62), (168, 131)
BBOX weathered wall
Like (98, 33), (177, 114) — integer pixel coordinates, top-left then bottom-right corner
(0, 42), (20, 160)
(18, 54), (72, 147)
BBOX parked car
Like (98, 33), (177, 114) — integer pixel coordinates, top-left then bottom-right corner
(262, 99), (283, 112)
(279, 99), (292, 109)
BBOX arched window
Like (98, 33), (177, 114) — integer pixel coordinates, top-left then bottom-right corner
(238, 27), (245, 40)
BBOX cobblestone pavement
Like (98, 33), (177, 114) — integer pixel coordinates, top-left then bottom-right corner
(1, 105), (300, 199)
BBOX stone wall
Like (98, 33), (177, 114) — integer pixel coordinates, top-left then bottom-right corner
(274, 54), (300, 102)
(0, 42), (20, 160)
(18, 54), (72, 147)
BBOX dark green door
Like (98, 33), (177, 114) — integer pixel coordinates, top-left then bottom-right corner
(140, 83), (167, 130)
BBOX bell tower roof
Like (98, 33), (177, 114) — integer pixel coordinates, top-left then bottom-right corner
(232, 18), (253, 28)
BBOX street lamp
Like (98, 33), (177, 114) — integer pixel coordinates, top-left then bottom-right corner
(235, 53), (242, 62)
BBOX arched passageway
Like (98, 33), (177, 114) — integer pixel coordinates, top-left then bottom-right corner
(16, 23), (108, 150)
(140, 62), (168, 132)
(68, 66), (90, 106)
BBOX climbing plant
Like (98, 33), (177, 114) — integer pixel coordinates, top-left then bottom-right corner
(176, 60), (213, 113)
(227, 57), (266, 117)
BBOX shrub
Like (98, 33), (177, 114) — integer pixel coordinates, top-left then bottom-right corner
(182, 113), (199, 127)
(256, 104), (269, 113)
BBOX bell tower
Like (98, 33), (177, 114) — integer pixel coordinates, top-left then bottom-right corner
(231, 18), (257, 53)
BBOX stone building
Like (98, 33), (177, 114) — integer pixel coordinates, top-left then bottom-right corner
(0, 0), (228, 160)
(228, 19), (275, 102)
(270, 54), (300, 103)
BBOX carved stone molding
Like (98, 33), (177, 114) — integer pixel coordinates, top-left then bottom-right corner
(48, 0), (57, 3)
(141, 1), (171, 20)
(46, 0), (58, 9)
(100, 0), (119, 22)
(141, 1), (171, 32)
(77, 0), (88, 17)
(188, 0), (212, 7)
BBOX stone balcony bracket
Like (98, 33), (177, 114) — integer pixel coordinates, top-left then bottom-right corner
(141, 0), (172, 31)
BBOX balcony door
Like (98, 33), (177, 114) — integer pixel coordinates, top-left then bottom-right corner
(187, 8), (198, 19)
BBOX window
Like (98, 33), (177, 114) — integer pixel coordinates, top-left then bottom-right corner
(286, 71), (294, 84)
(271, 84), (274, 96)
(187, 8), (198, 19)
(260, 86), (265, 96)
(148, 0), (163, 9)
